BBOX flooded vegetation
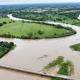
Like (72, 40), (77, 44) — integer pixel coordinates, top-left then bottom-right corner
(0, 41), (15, 58)
(44, 56), (74, 80)
(70, 43), (80, 51)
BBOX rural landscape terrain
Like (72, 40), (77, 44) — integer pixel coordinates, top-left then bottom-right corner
(0, 3), (80, 80)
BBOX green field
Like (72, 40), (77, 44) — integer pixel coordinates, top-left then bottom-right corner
(0, 41), (15, 58)
(70, 43), (80, 51)
(0, 18), (76, 39)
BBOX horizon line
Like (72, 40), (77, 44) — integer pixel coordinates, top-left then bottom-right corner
(0, 2), (80, 5)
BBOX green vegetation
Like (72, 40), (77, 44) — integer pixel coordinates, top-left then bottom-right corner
(0, 18), (12, 27)
(12, 9), (80, 26)
(70, 43), (80, 51)
(58, 61), (74, 76)
(44, 56), (74, 80)
(0, 18), (76, 39)
(44, 56), (64, 69)
(0, 41), (15, 58)
(0, 4), (80, 26)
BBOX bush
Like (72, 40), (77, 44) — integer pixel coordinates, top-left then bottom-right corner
(0, 23), (3, 26)
(3, 21), (7, 24)
(38, 30), (44, 35)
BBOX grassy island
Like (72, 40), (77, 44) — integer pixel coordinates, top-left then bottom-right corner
(44, 56), (74, 80)
(0, 41), (15, 58)
(70, 43), (80, 51)
(0, 18), (76, 39)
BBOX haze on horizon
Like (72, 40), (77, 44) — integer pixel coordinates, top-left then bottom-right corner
(0, 0), (80, 5)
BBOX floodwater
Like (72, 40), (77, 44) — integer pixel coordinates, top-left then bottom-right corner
(0, 66), (50, 80)
(0, 14), (80, 80)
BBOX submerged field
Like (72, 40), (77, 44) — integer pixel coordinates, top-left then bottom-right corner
(0, 18), (76, 39)
(44, 56), (74, 80)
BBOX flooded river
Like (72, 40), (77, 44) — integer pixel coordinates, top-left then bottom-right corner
(0, 14), (80, 80)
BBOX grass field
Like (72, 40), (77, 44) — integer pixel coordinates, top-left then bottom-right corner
(0, 18), (76, 39)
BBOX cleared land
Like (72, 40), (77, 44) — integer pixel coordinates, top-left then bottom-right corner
(0, 41), (15, 58)
(0, 18), (76, 39)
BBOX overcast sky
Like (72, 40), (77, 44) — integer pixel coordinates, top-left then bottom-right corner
(0, 0), (80, 4)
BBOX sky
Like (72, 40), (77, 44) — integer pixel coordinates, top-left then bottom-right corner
(0, 0), (80, 4)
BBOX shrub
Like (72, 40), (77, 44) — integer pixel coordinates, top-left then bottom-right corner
(38, 30), (44, 35)
(0, 23), (3, 26)
(3, 21), (7, 24)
